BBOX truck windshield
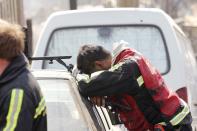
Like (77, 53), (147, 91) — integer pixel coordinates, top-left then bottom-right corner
(44, 25), (169, 74)
(37, 79), (90, 131)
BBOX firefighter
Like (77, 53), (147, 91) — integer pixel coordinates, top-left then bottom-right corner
(0, 19), (47, 131)
(77, 41), (192, 131)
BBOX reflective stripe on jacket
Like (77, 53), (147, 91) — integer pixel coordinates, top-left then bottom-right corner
(0, 54), (47, 131)
(79, 49), (191, 130)
(114, 48), (190, 126)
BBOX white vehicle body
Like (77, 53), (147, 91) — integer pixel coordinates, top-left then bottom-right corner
(32, 8), (197, 123)
(32, 70), (124, 131)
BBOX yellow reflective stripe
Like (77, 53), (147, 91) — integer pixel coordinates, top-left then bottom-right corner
(137, 76), (144, 87)
(158, 122), (166, 126)
(34, 97), (46, 119)
(109, 62), (124, 71)
(3, 89), (24, 131)
(42, 109), (47, 117)
(158, 100), (190, 126)
(76, 74), (90, 83)
(91, 71), (104, 78)
(81, 75), (90, 83)
(170, 103), (189, 126)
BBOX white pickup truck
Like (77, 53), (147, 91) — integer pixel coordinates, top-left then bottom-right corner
(32, 8), (197, 130)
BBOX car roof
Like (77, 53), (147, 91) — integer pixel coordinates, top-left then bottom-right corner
(44, 8), (171, 29)
(31, 69), (72, 79)
(46, 8), (184, 35)
(44, 8), (178, 28)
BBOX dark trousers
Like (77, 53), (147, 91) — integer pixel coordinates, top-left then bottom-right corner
(179, 113), (193, 131)
(179, 124), (193, 131)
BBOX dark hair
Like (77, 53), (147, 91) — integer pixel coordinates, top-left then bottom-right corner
(77, 44), (111, 75)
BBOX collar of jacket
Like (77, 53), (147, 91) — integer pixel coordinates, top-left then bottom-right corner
(0, 53), (28, 84)
(113, 49), (135, 65)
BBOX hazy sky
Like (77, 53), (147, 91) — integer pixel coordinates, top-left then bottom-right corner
(22, 0), (197, 45)
(23, 0), (103, 45)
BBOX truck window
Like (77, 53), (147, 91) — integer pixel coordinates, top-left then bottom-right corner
(38, 79), (91, 131)
(44, 26), (169, 74)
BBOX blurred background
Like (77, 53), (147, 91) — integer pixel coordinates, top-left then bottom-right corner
(0, 0), (197, 57)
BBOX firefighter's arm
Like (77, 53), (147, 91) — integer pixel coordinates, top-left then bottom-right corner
(0, 89), (34, 131)
(78, 60), (139, 96)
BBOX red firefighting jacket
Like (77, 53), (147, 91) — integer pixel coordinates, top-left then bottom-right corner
(78, 48), (190, 131)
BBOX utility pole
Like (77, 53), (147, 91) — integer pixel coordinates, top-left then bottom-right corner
(69, 0), (77, 10)
(116, 0), (139, 7)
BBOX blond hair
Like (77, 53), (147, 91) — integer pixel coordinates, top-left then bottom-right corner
(0, 19), (25, 59)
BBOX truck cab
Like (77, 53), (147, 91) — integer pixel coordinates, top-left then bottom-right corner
(32, 8), (197, 128)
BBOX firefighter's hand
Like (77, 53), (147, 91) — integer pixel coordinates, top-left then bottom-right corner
(90, 96), (105, 107)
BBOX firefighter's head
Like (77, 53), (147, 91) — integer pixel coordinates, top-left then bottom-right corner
(0, 19), (25, 61)
(77, 44), (112, 75)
